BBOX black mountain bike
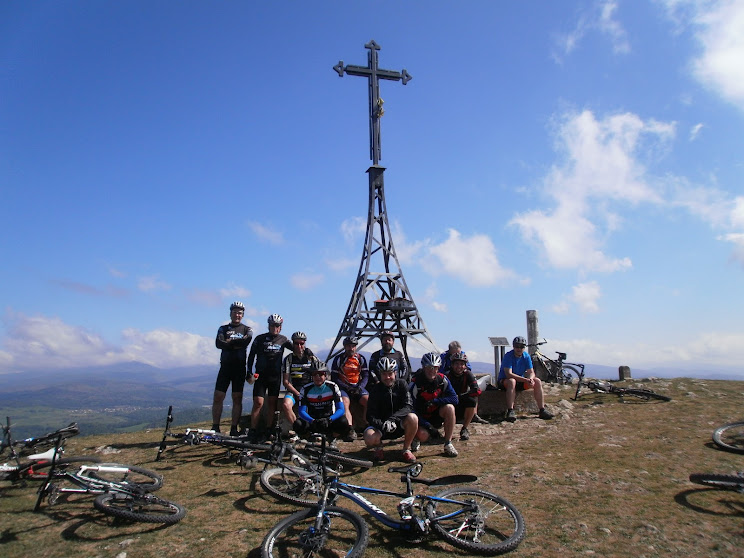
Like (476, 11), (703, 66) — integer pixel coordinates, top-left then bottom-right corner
(261, 438), (525, 557)
(528, 341), (583, 385)
(573, 369), (671, 402)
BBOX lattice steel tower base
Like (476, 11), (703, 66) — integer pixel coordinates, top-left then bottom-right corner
(326, 40), (437, 368)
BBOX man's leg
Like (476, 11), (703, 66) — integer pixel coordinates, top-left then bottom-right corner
(212, 390), (226, 430)
(282, 396), (297, 424)
(402, 413), (418, 450)
(230, 391), (243, 430)
(358, 394), (369, 428)
(504, 378), (517, 409)
(341, 395), (353, 427)
(441, 404), (456, 442)
(266, 396), (279, 429)
(533, 377), (545, 408)
(462, 405), (476, 429)
(251, 396), (264, 429)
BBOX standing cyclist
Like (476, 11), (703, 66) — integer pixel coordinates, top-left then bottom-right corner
(247, 314), (292, 441)
(212, 301), (253, 436)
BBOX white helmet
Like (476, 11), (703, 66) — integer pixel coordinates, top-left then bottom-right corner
(230, 301), (245, 312)
(268, 314), (284, 326)
(376, 356), (398, 373)
(421, 352), (442, 368)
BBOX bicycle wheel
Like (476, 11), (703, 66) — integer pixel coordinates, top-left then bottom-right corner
(26, 456), (102, 480)
(261, 505), (368, 558)
(325, 452), (373, 470)
(689, 473), (744, 491)
(260, 466), (323, 506)
(621, 388), (671, 402)
(426, 487), (525, 555)
(82, 463), (163, 492)
(93, 492), (186, 524)
(561, 365), (581, 385)
(713, 422), (744, 454)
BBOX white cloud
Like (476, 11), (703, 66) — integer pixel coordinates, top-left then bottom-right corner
(137, 275), (171, 292)
(120, 328), (213, 367)
(691, 0), (744, 111)
(426, 229), (517, 287)
(389, 221), (426, 265)
(340, 217), (367, 243)
(247, 221), (284, 245)
(689, 122), (704, 140)
(431, 301), (448, 312)
(511, 109), (676, 273)
(219, 284), (251, 299)
(571, 281), (602, 313)
(290, 272), (324, 290)
(553, 0), (630, 60)
(325, 257), (358, 272)
(0, 313), (215, 372)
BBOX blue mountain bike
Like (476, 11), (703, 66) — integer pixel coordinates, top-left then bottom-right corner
(260, 439), (525, 557)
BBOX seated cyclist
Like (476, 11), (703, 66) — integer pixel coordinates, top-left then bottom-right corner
(293, 362), (352, 447)
(445, 351), (481, 441)
(364, 357), (418, 463)
(410, 352), (459, 458)
(330, 336), (370, 441)
(498, 336), (554, 422)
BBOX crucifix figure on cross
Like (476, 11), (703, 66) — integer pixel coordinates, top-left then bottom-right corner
(333, 40), (412, 165)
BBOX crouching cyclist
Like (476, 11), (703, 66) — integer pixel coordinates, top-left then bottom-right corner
(293, 362), (351, 448)
(410, 352), (459, 457)
(364, 357), (418, 463)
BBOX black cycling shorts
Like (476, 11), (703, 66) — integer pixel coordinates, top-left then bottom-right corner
(214, 363), (247, 394)
(253, 372), (282, 398)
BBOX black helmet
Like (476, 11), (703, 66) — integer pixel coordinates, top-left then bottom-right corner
(451, 351), (468, 364)
(291, 331), (307, 342)
(513, 336), (527, 347)
(380, 330), (394, 339)
(343, 336), (359, 346)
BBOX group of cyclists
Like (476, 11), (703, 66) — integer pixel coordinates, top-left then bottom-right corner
(212, 301), (552, 463)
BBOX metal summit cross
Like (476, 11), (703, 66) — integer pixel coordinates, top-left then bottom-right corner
(327, 40), (437, 371)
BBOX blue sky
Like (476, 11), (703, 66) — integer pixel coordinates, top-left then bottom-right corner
(1, 1), (743, 377)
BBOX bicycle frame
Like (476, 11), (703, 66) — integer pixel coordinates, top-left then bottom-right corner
(42, 464), (148, 499)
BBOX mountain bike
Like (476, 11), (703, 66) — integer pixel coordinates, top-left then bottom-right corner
(689, 472), (744, 492)
(528, 340), (583, 385)
(1, 417), (101, 484)
(261, 438), (525, 557)
(573, 369), (671, 402)
(34, 447), (186, 524)
(712, 422), (744, 454)
(156, 406), (372, 471)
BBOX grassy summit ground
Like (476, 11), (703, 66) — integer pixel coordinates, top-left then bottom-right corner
(1, 377), (743, 557)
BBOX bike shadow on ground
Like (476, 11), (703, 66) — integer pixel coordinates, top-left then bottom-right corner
(675, 488), (744, 517)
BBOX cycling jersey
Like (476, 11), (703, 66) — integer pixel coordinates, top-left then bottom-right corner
(247, 332), (291, 378)
(283, 350), (319, 393)
(409, 371), (458, 419)
(331, 352), (369, 391)
(440, 350), (472, 375)
(366, 379), (414, 431)
(369, 348), (409, 383)
(297, 381), (345, 422)
(215, 323), (253, 366)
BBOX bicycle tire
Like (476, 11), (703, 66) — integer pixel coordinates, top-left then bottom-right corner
(261, 505), (368, 558)
(689, 473), (744, 491)
(82, 463), (163, 492)
(93, 493), (186, 524)
(260, 466), (324, 506)
(712, 422), (744, 454)
(426, 487), (525, 556)
(325, 452), (373, 470)
(560, 365), (581, 385)
(620, 388), (671, 402)
(25, 456), (102, 480)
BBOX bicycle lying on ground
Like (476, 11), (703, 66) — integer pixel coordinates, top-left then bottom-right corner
(528, 340), (584, 385)
(573, 369), (671, 402)
(689, 472), (744, 493)
(261, 437), (525, 557)
(34, 449), (186, 524)
(1, 417), (101, 484)
(711, 422), (744, 454)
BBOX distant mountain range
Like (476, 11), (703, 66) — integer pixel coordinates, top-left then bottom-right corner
(1, 356), (740, 439)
